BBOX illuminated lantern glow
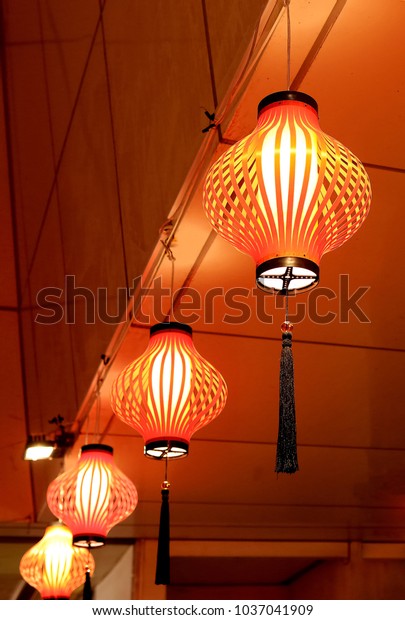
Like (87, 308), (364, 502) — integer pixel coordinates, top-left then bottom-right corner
(19, 523), (95, 599)
(47, 444), (138, 547)
(110, 323), (227, 459)
(203, 91), (371, 294)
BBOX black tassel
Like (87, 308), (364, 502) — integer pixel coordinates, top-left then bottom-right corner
(155, 483), (170, 585)
(83, 569), (93, 600)
(275, 330), (298, 473)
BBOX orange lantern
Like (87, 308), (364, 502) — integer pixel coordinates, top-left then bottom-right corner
(111, 322), (227, 585)
(19, 523), (95, 599)
(203, 91), (371, 474)
(47, 444), (138, 547)
(203, 91), (371, 293)
(111, 322), (227, 458)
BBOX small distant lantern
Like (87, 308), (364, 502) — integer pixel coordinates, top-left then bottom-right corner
(47, 444), (138, 547)
(19, 523), (95, 599)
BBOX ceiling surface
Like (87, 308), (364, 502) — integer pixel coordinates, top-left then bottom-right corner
(0, 0), (405, 600)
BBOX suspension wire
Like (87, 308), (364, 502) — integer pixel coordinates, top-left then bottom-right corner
(169, 253), (175, 321)
(284, 0), (291, 90)
(84, 403), (91, 445)
(285, 288), (289, 323)
(93, 374), (103, 441)
(160, 239), (176, 321)
(164, 454), (168, 482)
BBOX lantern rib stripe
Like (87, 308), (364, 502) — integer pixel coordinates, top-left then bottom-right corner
(147, 341), (164, 433)
(175, 339), (191, 436)
(140, 347), (156, 434)
(161, 338), (172, 434)
(221, 146), (258, 257)
(291, 109), (317, 251)
(177, 337), (189, 433)
(285, 110), (296, 244)
(273, 112), (286, 250)
(255, 133), (279, 257)
(242, 132), (274, 257)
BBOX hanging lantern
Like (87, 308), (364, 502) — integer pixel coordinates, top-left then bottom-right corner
(47, 444), (138, 547)
(111, 322), (227, 458)
(110, 322), (227, 584)
(19, 523), (95, 599)
(203, 91), (371, 293)
(203, 91), (371, 473)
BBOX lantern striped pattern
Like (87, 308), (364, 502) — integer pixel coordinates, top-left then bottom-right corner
(111, 323), (227, 458)
(19, 523), (95, 599)
(203, 91), (371, 293)
(47, 444), (138, 547)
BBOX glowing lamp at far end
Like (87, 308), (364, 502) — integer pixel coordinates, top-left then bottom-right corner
(19, 523), (95, 599)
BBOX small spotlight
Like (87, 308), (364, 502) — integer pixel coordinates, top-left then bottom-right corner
(24, 435), (55, 461)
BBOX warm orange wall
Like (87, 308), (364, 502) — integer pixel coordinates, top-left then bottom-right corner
(167, 544), (405, 601)
(289, 546), (405, 600)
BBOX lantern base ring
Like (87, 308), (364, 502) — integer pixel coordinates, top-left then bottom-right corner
(73, 534), (106, 548)
(145, 439), (189, 460)
(256, 257), (319, 295)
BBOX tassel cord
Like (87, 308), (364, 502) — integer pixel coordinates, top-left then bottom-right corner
(275, 291), (298, 474)
(155, 456), (170, 586)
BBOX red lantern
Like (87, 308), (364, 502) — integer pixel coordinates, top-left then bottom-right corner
(19, 523), (95, 599)
(203, 91), (371, 474)
(47, 444), (138, 547)
(203, 91), (371, 293)
(111, 322), (227, 458)
(110, 322), (227, 585)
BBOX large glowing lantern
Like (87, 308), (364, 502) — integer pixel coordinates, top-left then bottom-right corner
(19, 523), (95, 599)
(110, 322), (227, 458)
(203, 90), (371, 475)
(203, 91), (371, 294)
(47, 444), (138, 547)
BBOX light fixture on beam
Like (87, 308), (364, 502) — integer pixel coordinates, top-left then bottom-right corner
(23, 435), (55, 461)
(24, 417), (76, 461)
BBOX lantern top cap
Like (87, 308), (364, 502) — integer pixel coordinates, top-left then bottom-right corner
(150, 322), (193, 337)
(258, 91), (318, 116)
(81, 443), (113, 455)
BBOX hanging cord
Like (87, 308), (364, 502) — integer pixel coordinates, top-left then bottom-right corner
(92, 375), (102, 441)
(276, 286), (298, 473)
(84, 403), (91, 446)
(155, 450), (171, 585)
(284, 0), (291, 90)
(83, 543), (93, 600)
(91, 354), (110, 442)
(160, 239), (176, 321)
(285, 288), (289, 323)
